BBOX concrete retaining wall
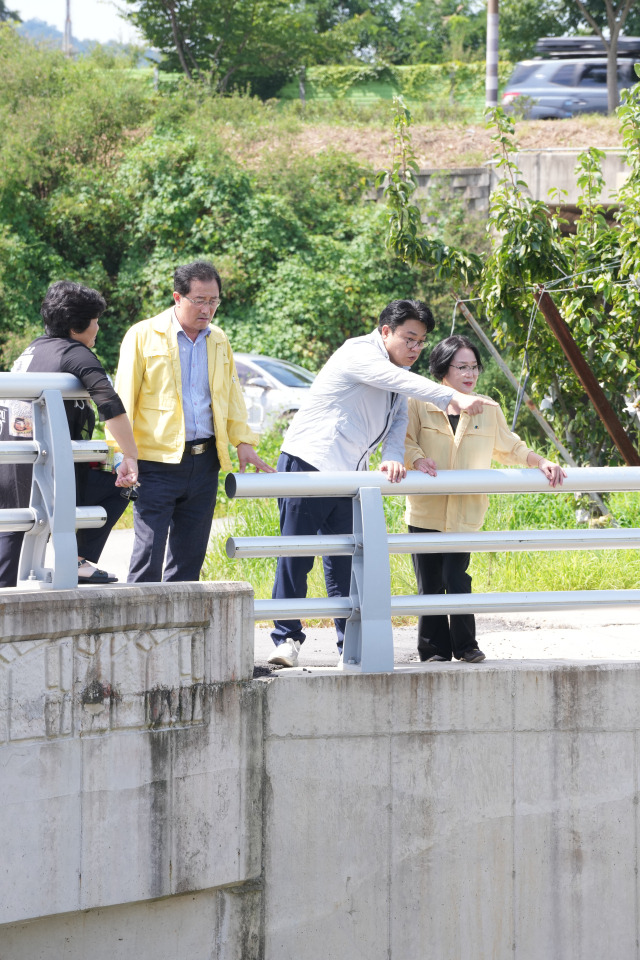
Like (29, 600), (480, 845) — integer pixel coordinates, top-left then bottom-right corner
(413, 166), (492, 213)
(1, 584), (639, 959)
(263, 662), (640, 960)
(0, 583), (262, 957)
(383, 151), (628, 219)
(513, 148), (627, 205)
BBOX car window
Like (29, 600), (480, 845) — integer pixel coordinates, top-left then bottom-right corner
(234, 361), (253, 386)
(253, 358), (315, 387)
(549, 64), (578, 86)
(580, 64), (607, 86)
(509, 63), (538, 84)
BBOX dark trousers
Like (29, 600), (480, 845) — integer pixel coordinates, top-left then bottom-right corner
(409, 524), (476, 661)
(0, 467), (127, 588)
(271, 452), (353, 650)
(77, 467), (129, 563)
(128, 443), (219, 583)
(0, 533), (22, 589)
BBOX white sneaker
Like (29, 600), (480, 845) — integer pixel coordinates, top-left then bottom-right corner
(268, 639), (301, 668)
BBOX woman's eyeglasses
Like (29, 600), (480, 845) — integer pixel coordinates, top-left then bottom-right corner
(449, 364), (480, 374)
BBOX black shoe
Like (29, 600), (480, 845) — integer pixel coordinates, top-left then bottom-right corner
(425, 654), (449, 662)
(459, 648), (486, 663)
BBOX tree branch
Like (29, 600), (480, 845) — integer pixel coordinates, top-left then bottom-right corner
(163, 0), (193, 79)
(573, 0), (607, 44)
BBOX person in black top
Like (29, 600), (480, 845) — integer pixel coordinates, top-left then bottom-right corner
(0, 281), (138, 587)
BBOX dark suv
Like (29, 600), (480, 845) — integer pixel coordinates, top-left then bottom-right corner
(502, 36), (640, 118)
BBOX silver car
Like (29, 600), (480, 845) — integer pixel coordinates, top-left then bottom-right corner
(502, 57), (636, 119)
(234, 352), (315, 434)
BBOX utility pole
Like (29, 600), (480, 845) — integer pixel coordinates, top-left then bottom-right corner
(534, 286), (640, 466)
(63, 0), (72, 57)
(485, 0), (499, 108)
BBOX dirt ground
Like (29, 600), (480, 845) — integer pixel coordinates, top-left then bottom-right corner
(223, 115), (623, 171)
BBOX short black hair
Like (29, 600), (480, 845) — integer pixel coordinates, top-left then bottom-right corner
(429, 335), (483, 381)
(41, 281), (107, 338)
(173, 260), (222, 296)
(378, 299), (434, 334)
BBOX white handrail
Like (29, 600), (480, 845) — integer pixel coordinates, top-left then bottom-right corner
(226, 466), (640, 499)
(0, 373), (109, 589)
(227, 527), (640, 558)
(0, 372), (89, 399)
(225, 466), (640, 674)
(0, 440), (110, 465)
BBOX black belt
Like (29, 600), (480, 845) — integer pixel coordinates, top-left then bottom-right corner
(184, 438), (215, 456)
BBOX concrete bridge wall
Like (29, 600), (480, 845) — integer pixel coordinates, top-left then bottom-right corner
(1, 583), (639, 959)
(402, 149), (627, 218)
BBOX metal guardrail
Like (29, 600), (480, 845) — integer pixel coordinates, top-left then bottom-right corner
(225, 467), (640, 673)
(0, 373), (108, 590)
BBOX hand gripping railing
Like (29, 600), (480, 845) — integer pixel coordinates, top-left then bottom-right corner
(225, 467), (640, 673)
(0, 373), (109, 589)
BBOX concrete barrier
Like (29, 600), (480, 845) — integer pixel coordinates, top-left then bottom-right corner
(513, 148), (627, 205)
(0, 582), (262, 957)
(1, 583), (639, 959)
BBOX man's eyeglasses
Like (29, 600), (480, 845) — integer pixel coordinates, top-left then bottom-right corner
(400, 337), (428, 350)
(181, 295), (222, 308)
(450, 363), (480, 374)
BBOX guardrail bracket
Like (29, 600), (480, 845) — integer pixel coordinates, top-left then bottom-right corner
(342, 486), (394, 673)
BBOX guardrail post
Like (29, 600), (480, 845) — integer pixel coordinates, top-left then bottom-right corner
(17, 389), (78, 589)
(342, 486), (394, 673)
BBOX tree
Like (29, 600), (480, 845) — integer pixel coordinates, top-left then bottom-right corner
(0, 1), (20, 21)
(500, 0), (640, 101)
(380, 96), (640, 466)
(499, 0), (569, 61)
(374, 0), (486, 65)
(572, 0), (636, 112)
(119, 0), (365, 95)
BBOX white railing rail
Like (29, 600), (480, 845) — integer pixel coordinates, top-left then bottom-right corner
(225, 467), (640, 673)
(0, 372), (108, 589)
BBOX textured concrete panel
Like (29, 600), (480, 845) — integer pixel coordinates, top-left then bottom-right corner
(0, 739), (83, 923)
(514, 730), (637, 960)
(390, 663), (515, 733)
(78, 685), (262, 911)
(263, 735), (392, 960)
(263, 672), (393, 738)
(0, 884), (262, 960)
(513, 661), (640, 732)
(389, 731), (514, 960)
(0, 582), (254, 683)
(513, 149), (627, 206)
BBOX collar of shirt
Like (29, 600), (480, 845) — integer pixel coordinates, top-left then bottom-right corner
(171, 310), (211, 344)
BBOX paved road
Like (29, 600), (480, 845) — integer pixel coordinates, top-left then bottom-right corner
(254, 608), (640, 672)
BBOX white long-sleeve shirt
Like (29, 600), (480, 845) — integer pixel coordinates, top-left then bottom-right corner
(282, 329), (453, 471)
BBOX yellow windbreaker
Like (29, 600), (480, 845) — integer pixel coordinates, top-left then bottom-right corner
(111, 308), (258, 470)
(404, 396), (530, 532)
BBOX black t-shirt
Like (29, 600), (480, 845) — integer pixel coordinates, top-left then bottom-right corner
(448, 413), (460, 435)
(0, 335), (125, 509)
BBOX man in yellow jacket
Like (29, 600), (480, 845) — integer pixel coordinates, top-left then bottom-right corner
(113, 260), (273, 582)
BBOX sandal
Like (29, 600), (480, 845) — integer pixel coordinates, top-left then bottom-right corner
(78, 561), (118, 584)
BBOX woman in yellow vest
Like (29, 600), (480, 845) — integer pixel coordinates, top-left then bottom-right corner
(404, 335), (565, 663)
